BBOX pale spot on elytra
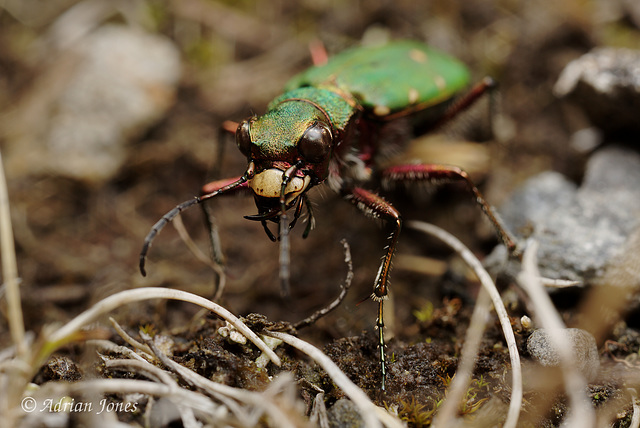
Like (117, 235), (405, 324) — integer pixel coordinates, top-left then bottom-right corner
(408, 88), (419, 104)
(434, 75), (446, 91)
(409, 48), (428, 64)
(374, 105), (391, 116)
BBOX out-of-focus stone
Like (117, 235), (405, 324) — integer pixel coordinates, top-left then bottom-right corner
(500, 146), (640, 284)
(327, 399), (365, 428)
(527, 328), (600, 382)
(554, 47), (640, 136)
(5, 24), (181, 183)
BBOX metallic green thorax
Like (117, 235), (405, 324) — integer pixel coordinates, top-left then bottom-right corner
(285, 40), (470, 117)
(250, 86), (357, 179)
(267, 87), (356, 132)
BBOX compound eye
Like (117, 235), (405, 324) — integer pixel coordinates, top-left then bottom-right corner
(298, 122), (332, 163)
(236, 120), (253, 158)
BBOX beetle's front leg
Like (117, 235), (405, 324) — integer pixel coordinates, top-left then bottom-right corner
(381, 163), (519, 255)
(345, 187), (403, 391)
(140, 175), (250, 277)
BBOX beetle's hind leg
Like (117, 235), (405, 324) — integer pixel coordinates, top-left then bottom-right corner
(433, 77), (498, 140)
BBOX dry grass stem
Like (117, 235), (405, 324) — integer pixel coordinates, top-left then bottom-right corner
(108, 317), (154, 357)
(266, 330), (405, 428)
(407, 220), (523, 428)
(432, 286), (493, 428)
(0, 150), (26, 357)
(142, 331), (303, 428)
(517, 240), (595, 428)
(47, 287), (281, 367)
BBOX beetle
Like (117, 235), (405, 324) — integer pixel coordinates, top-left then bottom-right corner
(139, 40), (519, 390)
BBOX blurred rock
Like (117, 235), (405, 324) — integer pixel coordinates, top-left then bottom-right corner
(621, 0), (640, 29)
(327, 399), (365, 428)
(527, 328), (600, 382)
(500, 145), (640, 284)
(554, 47), (640, 136)
(5, 24), (181, 183)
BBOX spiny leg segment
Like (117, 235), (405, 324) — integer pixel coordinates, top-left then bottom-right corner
(345, 187), (403, 391)
(382, 163), (518, 254)
(345, 163), (519, 391)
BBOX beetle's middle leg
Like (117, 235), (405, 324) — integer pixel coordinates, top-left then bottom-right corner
(345, 187), (403, 391)
(381, 163), (519, 256)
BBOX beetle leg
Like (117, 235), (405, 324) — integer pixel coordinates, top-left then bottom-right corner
(345, 187), (403, 391)
(381, 163), (519, 255)
(302, 194), (315, 239)
(261, 220), (278, 242)
(287, 196), (305, 230)
(140, 175), (250, 277)
(308, 38), (329, 66)
(432, 76), (497, 131)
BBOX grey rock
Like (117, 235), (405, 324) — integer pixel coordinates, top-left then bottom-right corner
(6, 24), (181, 183)
(554, 47), (640, 135)
(527, 328), (600, 382)
(500, 146), (640, 284)
(328, 399), (365, 428)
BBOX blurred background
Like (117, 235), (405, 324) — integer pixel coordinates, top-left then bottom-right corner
(0, 0), (638, 349)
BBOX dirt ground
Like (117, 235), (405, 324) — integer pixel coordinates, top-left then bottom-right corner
(1, 1), (640, 427)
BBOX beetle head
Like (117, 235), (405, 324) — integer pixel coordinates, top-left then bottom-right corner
(236, 100), (335, 219)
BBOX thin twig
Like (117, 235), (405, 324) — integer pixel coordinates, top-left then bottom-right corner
(0, 150), (25, 357)
(432, 285), (492, 428)
(265, 330), (404, 428)
(407, 220), (522, 428)
(630, 391), (640, 428)
(87, 339), (149, 363)
(517, 240), (595, 428)
(294, 239), (353, 329)
(45, 287), (281, 367)
(142, 331), (301, 428)
(105, 358), (201, 428)
(108, 317), (154, 357)
(173, 215), (227, 299)
(540, 277), (582, 288)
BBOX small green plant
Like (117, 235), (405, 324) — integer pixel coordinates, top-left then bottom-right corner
(397, 396), (438, 427)
(413, 300), (434, 323)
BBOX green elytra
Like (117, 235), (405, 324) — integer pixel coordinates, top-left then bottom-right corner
(285, 39), (470, 116)
(140, 40), (518, 392)
(246, 39), (472, 188)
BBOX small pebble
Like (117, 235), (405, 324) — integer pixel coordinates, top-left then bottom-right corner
(527, 328), (600, 382)
(328, 399), (365, 428)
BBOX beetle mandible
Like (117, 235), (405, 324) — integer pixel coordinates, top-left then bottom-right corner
(139, 40), (519, 391)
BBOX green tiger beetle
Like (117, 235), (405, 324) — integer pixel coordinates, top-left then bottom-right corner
(140, 40), (519, 391)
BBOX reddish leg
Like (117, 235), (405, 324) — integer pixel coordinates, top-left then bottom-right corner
(200, 176), (252, 269)
(381, 163), (518, 254)
(308, 39), (329, 66)
(345, 187), (403, 391)
(432, 76), (497, 131)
